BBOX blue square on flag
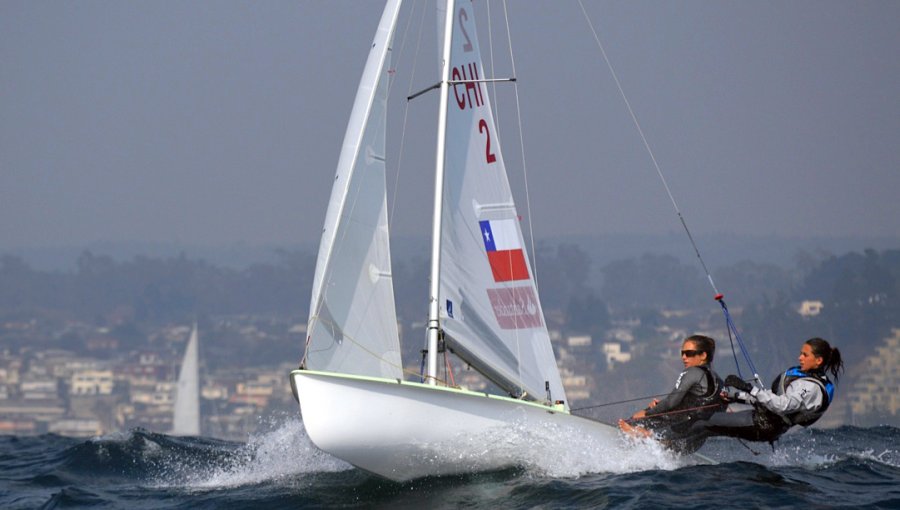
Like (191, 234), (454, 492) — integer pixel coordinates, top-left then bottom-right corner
(479, 221), (497, 252)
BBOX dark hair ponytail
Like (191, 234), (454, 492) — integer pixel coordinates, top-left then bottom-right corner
(806, 337), (844, 382)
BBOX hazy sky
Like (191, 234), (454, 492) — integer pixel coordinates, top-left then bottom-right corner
(3, 1), (899, 250)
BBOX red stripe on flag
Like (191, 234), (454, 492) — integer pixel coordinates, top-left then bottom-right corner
(486, 249), (530, 282)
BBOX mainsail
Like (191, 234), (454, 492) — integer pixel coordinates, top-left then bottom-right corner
(172, 324), (200, 436)
(304, 0), (403, 379)
(437, 2), (567, 405)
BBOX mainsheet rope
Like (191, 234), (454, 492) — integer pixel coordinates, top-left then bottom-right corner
(576, 0), (762, 383)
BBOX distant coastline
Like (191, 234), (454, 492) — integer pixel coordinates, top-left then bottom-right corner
(5, 233), (899, 275)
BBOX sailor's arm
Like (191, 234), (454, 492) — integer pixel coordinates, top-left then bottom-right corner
(749, 379), (822, 415)
(646, 367), (705, 416)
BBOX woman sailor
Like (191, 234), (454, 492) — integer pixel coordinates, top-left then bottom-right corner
(688, 337), (843, 443)
(618, 334), (727, 453)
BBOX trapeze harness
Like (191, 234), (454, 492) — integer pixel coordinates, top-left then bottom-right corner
(678, 365), (727, 422)
(645, 365), (726, 427)
(753, 366), (834, 441)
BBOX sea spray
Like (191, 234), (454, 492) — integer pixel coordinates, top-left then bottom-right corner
(183, 415), (351, 489)
(395, 416), (693, 480)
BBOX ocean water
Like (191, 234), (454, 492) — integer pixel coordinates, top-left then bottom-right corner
(1, 417), (897, 509)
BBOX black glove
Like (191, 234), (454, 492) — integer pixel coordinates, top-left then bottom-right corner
(725, 374), (752, 393)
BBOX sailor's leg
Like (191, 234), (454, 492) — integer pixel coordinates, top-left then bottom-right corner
(618, 418), (653, 438)
(685, 409), (757, 440)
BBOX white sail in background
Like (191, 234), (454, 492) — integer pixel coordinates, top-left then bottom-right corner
(172, 324), (200, 436)
(304, 0), (403, 379)
(438, 1), (567, 405)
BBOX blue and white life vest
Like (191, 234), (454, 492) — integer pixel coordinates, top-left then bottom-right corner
(770, 366), (834, 427)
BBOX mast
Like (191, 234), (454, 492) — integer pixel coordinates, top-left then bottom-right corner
(426, 0), (456, 385)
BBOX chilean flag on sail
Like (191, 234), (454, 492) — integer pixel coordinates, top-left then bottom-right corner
(479, 219), (530, 282)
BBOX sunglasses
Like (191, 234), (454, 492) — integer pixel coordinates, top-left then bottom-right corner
(681, 349), (704, 358)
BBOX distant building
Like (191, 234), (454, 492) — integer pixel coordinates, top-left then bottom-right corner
(560, 368), (591, 401)
(288, 323), (308, 335)
(848, 328), (900, 422)
(0, 398), (66, 424)
(602, 342), (632, 369)
(48, 418), (103, 438)
(606, 328), (634, 343)
(798, 300), (824, 317)
(0, 419), (37, 434)
(20, 380), (59, 400)
(567, 335), (592, 347)
(70, 369), (114, 395)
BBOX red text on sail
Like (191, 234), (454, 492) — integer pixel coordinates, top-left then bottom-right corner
(452, 63), (484, 111)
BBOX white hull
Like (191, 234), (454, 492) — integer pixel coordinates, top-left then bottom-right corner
(290, 369), (625, 481)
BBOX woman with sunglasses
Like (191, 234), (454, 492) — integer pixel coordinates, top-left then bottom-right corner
(618, 334), (727, 453)
(685, 337), (843, 444)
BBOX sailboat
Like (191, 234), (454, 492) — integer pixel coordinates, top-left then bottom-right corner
(172, 323), (200, 436)
(290, 0), (692, 481)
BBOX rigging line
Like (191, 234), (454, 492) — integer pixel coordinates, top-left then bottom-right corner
(503, 0), (538, 296)
(444, 350), (457, 387)
(386, 0), (418, 98)
(719, 298), (761, 384)
(575, 0), (719, 296)
(631, 402), (725, 420)
(501, 0), (528, 397)
(570, 391), (674, 412)
(725, 313), (744, 379)
(486, 0), (499, 132)
(308, 313), (452, 386)
(389, 0), (429, 228)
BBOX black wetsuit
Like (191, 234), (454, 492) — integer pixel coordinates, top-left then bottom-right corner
(635, 365), (726, 454)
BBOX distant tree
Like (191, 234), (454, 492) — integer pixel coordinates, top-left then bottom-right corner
(713, 260), (793, 305)
(565, 290), (609, 337)
(792, 249), (900, 361)
(600, 254), (707, 309)
(533, 242), (593, 312)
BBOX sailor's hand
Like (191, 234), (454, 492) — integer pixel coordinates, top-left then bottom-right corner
(725, 374), (753, 393)
(723, 387), (745, 401)
(631, 409), (647, 420)
(648, 399), (659, 408)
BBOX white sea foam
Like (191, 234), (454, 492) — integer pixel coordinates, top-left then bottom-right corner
(147, 416), (350, 490)
(392, 417), (692, 480)
(190, 417), (351, 488)
(700, 428), (900, 470)
(503, 419), (691, 477)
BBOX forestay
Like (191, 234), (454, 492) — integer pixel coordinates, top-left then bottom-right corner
(437, 2), (567, 407)
(304, 0), (403, 379)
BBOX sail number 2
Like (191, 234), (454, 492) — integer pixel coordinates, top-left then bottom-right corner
(454, 6), (495, 165)
(479, 120), (497, 164)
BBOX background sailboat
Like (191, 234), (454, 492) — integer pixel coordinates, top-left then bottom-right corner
(290, 0), (706, 481)
(172, 323), (200, 436)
